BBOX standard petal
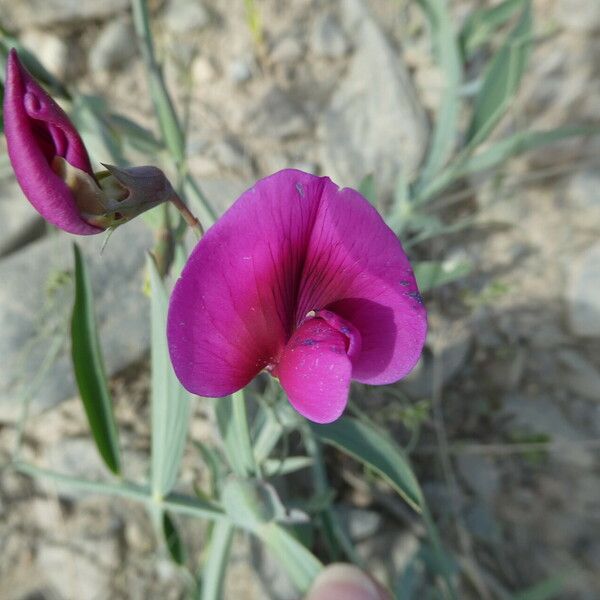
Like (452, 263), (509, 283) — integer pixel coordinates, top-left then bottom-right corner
(276, 317), (351, 424)
(4, 50), (100, 235)
(296, 182), (427, 384)
(167, 170), (328, 397)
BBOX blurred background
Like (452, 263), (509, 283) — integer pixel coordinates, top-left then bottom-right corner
(0, 0), (599, 598)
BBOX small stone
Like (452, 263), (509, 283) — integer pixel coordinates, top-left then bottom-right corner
(164, 0), (210, 35)
(456, 454), (500, 501)
(310, 14), (349, 58)
(89, 18), (137, 73)
(566, 242), (600, 337)
(20, 30), (70, 78)
(228, 58), (254, 84)
(558, 349), (600, 402)
(271, 36), (303, 64)
(192, 55), (217, 83)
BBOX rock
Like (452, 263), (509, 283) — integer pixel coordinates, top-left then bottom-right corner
(248, 87), (309, 139)
(558, 349), (600, 402)
(310, 14), (349, 58)
(456, 454), (500, 501)
(555, 0), (600, 32)
(164, 0), (210, 35)
(89, 18), (137, 73)
(566, 243), (600, 337)
(319, 2), (428, 196)
(0, 178), (44, 258)
(20, 30), (70, 79)
(271, 36), (303, 64)
(0, 221), (153, 423)
(503, 394), (594, 469)
(0, 0), (129, 29)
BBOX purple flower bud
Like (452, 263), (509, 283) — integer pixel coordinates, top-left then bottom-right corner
(3, 50), (174, 234)
(4, 49), (102, 234)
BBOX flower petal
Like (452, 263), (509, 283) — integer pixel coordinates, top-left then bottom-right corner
(167, 170), (327, 397)
(276, 317), (351, 424)
(296, 184), (427, 384)
(4, 49), (101, 235)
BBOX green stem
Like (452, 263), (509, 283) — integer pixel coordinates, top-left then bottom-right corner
(303, 427), (362, 566)
(14, 461), (227, 522)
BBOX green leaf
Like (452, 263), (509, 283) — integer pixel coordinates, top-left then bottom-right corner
(311, 416), (423, 512)
(415, 0), (463, 183)
(466, 1), (532, 144)
(457, 125), (597, 177)
(163, 511), (187, 565)
(263, 456), (313, 477)
(414, 125), (597, 204)
(414, 259), (472, 293)
(71, 243), (121, 475)
(460, 0), (528, 57)
(200, 521), (234, 600)
(215, 391), (256, 477)
(258, 523), (323, 593)
(358, 174), (377, 207)
(148, 257), (191, 498)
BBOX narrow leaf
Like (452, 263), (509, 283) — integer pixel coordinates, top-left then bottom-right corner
(200, 521), (234, 600)
(467, 1), (532, 144)
(215, 390), (256, 477)
(311, 416), (423, 512)
(415, 0), (463, 182)
(460, 0), (528, 57)
(163, 511), (187, 565)
(148, 257), (191, 498)
(258, 523), (323, 593)
(458, 125), (596, 177)
(71, 243), (121, 475)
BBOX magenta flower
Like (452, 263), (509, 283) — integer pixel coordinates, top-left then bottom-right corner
(4, 49), (103, 234)
(167, 170), (427, 424)
(3, 50), (172, 234)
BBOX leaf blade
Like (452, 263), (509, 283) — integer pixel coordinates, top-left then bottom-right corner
(71, 243), (121, 475)
(311, 416), (423, 512)
(148, 257), (191, 498)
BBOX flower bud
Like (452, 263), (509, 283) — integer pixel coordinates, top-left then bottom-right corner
(3, 49), (173, 234)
